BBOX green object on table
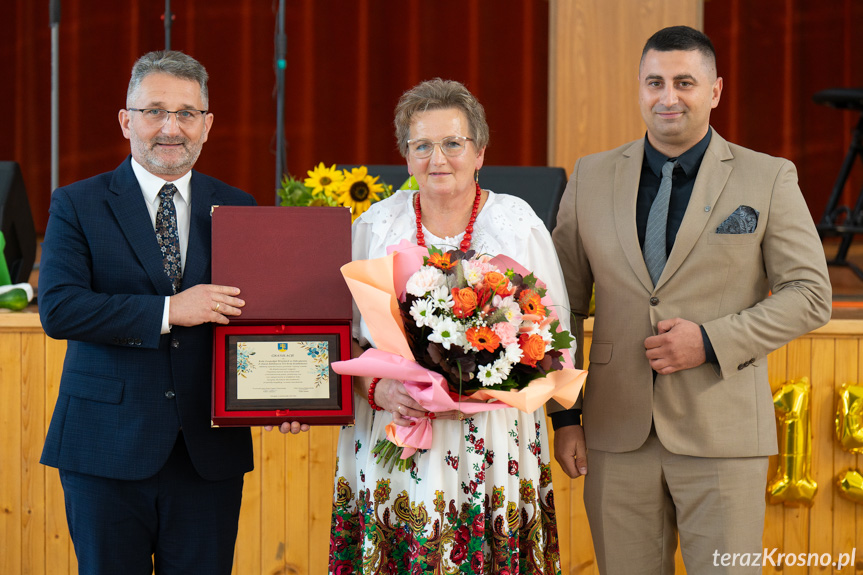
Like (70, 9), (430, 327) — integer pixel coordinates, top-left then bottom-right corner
(0, 231), (10, 286)
(0, 288), (28, 311)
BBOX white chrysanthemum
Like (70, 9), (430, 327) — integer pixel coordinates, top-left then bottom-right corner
(477, 360), (506, 387)
(493, 294), (521, 322)
(462, 260), (484, 286)
(406, 266), (446, 297)
(409, 298), (437, 328)
(428, 317), (465, 350)
(504, 343), (523, 364)
(492, 356), (514, 379)
(428, 285), (453, 310)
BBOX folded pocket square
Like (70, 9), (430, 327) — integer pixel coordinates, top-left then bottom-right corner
(716, 205), (759, 234)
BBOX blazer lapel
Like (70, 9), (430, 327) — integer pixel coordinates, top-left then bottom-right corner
(106, 158), (177, 295)
(657, 130), (733, 288)
(614, 139), (655, 292)
(182, 171), (214, 289)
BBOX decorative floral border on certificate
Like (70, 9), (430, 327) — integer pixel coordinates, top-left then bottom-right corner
(299, 341), (329, 388)
(237, 342), (256, 378)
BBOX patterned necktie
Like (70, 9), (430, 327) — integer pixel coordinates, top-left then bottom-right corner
(643, 160), (677, 286)
(156, 183), (182, 294)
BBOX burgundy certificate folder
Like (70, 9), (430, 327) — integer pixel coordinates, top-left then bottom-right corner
(210, 206), (353, 426)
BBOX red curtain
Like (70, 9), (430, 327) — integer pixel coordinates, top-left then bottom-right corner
(705, 0), (863, 221)
(3, 0), (549, 233)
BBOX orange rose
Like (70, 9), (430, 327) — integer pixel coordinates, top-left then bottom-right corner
(452, 287), (478, 318)
(518, 333), (546, 367)
(427, 252), (456, 271)
(466, 326), (501, 353)
(483, 271), (510, 295)
(518, 290), (546, 316)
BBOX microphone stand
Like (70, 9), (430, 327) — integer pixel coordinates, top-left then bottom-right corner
(163, 0), (173, 50)
(274, 0), (287, 203)
(50, 0), (61, 193)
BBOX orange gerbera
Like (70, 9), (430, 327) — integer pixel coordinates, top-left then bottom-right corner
(466, 326), (501, 353)
(427, 252), (456, 271)
(518, 290), (546, 316)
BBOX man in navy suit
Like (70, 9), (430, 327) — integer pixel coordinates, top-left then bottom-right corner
(39, 50), (306, 575)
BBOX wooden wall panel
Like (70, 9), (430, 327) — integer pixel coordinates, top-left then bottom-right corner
(549, 0), (703, 173)
(10, 318), (863, 573)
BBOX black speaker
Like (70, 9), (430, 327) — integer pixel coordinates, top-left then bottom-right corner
(0, 162), (37, 284)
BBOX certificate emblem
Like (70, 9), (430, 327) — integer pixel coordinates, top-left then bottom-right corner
(278, 343), (288, 351)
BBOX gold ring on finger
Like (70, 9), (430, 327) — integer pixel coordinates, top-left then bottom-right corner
(214, 303), (220, 312)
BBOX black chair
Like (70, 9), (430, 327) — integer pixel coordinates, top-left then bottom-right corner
(338, 165), (568, 232)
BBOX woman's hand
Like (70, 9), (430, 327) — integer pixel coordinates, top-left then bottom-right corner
(264, 421), (311, 434)
(371, 378), (428, 427)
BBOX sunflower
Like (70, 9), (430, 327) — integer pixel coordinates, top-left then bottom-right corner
(304, 162), (344, 198)
(337, 166), (385, 221)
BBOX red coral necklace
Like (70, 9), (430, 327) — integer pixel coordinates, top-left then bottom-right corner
(415, 182), (482, 252)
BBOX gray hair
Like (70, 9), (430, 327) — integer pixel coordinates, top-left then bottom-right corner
(126, 51), (209, 108)
(394, 78), (489, 157)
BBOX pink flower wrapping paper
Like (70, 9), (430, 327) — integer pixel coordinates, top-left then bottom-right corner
(331, 239), (586, 458)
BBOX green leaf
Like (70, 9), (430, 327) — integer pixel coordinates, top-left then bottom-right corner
(521, 272), (547, 297)
(550, 319), (575, 350)
(399, 175), (419, 190)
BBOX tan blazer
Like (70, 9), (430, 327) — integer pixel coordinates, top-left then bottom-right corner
(550, 130), (832, 458)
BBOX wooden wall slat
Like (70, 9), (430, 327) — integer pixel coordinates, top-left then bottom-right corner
(1, 333), (23, 575)
(784, 338), (812, 575)
(22, 332), (46, 575)
(285, 431), (310, 574)
(833, 339), (857, 575)
(260, 426), (288, 573)
(811, 339), (836, 571)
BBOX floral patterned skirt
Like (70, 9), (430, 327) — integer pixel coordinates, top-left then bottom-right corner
(330, 395), (562, 574)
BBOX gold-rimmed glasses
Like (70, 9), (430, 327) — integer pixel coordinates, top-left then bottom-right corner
(406, 135), (474, 159)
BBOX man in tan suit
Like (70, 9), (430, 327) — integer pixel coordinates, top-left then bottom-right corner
(550, 26), (832, 574)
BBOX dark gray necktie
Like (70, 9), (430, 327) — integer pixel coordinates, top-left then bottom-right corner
(156, 183), (182, 294)
(643, 160), (676, 286)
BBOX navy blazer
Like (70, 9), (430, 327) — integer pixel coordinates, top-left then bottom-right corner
(40, 157), (256, 481)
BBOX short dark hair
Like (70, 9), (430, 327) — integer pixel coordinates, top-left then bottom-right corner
(641, 25), (717, 74)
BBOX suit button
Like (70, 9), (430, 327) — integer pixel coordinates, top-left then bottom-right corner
(135, 339), (142, 346)
(649, 297), (659, 306)
(111, 336), (119, 344)
(165, 390), (176, 399)
(171, 339), (180, 349)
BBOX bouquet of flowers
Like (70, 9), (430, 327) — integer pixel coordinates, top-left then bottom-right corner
(331, 240), (586, 471)
(401, 247), (573, 394)
(278, 163), (393, 222)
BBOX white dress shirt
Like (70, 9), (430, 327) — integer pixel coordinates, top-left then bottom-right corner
(130, 158), (193, 333)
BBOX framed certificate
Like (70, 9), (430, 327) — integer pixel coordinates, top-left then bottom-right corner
(212, 323), (354, 426)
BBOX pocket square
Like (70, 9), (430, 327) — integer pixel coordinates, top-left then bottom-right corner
(716, 205), (759, 234)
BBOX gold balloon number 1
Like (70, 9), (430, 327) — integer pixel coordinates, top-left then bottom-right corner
(835, 383), (863, 503)
(767, 380), (863, 505)
(767, 378), (817, 506)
